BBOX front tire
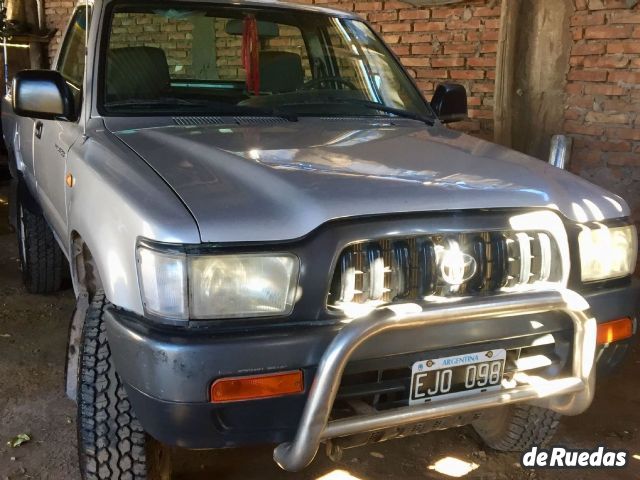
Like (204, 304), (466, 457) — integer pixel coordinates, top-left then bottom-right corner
(77, 292), (148, 480)
(16, 197), (67, 294)
(472, 404), (561, 451)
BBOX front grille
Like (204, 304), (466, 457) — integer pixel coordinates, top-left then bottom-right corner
(328, 230), (562, 309)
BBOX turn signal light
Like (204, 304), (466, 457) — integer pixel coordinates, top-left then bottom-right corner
(211, 370), (304, 403)
(597, 318), (633, 345)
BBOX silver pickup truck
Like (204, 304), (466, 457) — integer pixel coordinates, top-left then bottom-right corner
(2, 0), (639, 478)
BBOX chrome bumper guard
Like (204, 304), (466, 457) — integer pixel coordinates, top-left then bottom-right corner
(273, 289), (596, 472)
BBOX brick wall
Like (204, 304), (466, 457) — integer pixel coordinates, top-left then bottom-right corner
(565, 0), (640, 227)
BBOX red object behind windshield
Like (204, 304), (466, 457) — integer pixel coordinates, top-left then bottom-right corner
(242, 15), (260, 95)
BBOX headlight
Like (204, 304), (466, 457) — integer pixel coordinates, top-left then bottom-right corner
(189, 254), (299, 319)
(137, 244), (299, 320)
(578, 224), (637, 282)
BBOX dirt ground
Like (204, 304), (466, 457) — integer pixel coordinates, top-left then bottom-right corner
(0, 176), (639, 480)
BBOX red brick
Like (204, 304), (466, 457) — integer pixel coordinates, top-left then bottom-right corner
(582, 55), (630, 68)
(606, 127), (640, 141)
(608, 11), (640, 24)
(354, 2), (382, 11)
(380, 22), (411, 32)
(444, 43), (477, 54)
(588, 0), (640, 9)
(481, 30), (500, 41)
(567, 69), (608, 81)
(398, 9), (429, 20)
(586, 111), (630, 124)
(481, 43), (498, 54)
(564, 120), (604, 136)
(470, 82), (495, 93)
(414, 68), (449, 79)
(584, 83), (627, 95)
(608, 71), (640, 84)
(414, 21), (445, 32)
(401, 57), (430, 67)
(467, 56), (496, 67)
(570, 12), (605, 26)
(369, 12), (398, 22)
(391, 45), (410, 55)
(484, 19), (501, 29)
(466, 31), (481, 41)
(602, 99), (640, 113)
(606, 41), (640, 54)
(447, 19), (482, 30)
(466, 96), (482, 106)
(572, 43), (606, 56)
(401, 33), (432, 43)
(430, 57), (465, 67)
(382, 34), (400, 43)
(450, 70), (485, 80)
(468, 109), (494, 119)
(584, 25), (633, 39)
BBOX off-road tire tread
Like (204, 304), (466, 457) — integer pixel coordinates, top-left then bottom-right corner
(77, 292), (147, 480)
(475, 404), (561, 452)
(18, 203), (66, 294)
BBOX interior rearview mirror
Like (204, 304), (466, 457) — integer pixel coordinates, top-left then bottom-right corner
(430, 83), (468, 124)
(12, 70), (77, 121)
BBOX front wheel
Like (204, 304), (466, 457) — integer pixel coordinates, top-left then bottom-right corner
(77, 292), (148, 479)
(472, 404), (561, 451)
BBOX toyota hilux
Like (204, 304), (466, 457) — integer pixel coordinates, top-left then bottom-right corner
(2, 1), (639, 478)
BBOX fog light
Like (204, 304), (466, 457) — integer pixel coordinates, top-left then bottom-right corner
(211, 370), (304, 403)
(597, 318), (633, 345)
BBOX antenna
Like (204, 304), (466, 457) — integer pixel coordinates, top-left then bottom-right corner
(82, 1), (89, 136)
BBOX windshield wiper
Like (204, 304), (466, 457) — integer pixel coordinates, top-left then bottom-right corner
(275, 99), (433, 125)
(327, 98), (434, 125)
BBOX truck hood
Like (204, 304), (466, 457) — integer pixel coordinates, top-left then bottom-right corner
(105, 117), (629, 243)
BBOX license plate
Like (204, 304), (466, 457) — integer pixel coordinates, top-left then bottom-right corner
(409, 349), (506, 405)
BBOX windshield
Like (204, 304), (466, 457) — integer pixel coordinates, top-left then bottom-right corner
(101, 3), (433, 120)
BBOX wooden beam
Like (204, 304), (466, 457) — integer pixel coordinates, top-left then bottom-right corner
(493, 0), (521, 148)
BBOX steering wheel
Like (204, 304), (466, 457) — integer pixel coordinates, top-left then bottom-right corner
(302, 76), (358, 91)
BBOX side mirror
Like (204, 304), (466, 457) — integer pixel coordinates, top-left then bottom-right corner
(430, 83), (468, 124)
(12, 70), (77, 121)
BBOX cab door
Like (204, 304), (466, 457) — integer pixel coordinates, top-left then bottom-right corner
(33, 6), (88, 242)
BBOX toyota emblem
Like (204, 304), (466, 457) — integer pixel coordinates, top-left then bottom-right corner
(439, 249), (478, 285)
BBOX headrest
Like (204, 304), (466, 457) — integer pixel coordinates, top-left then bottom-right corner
(106, 47), (171, 101)
(259, 51), (304, 93)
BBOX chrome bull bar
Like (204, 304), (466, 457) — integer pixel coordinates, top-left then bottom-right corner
(273, 289), (596, 472)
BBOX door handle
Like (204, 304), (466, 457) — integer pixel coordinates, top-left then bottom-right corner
(35, 121), (43, 140)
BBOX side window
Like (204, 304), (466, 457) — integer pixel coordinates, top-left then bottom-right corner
(57, 7), (89, 87)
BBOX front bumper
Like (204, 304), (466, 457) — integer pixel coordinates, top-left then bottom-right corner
(105, 281), (639, 463)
